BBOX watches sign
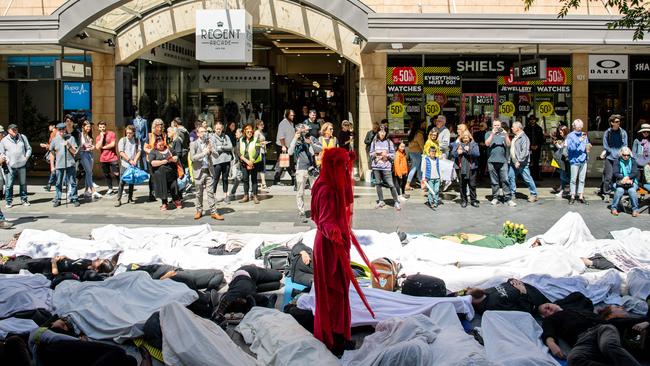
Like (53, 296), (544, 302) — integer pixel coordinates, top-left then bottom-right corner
(589, 55), (628, 80)
(196, 9), (252, 63)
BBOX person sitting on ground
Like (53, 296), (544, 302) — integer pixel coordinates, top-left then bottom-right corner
(211, 265), (282, 324)
(539, 291), (643, 364)
(466, 278), (549, 315)
(610, 146), (641, 217)
(125, 263), (224, 291)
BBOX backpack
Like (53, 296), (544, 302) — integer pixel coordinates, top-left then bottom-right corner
(370, 257), (401, 291)
(401, 273), (447, 297)
(263, 248), (292, 274)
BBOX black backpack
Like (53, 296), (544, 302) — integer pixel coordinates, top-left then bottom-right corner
(263, 248), (291, 274)
(401, 273), (447, 297)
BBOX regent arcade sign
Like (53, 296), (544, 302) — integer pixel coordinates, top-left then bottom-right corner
(196, 9), (252, 63)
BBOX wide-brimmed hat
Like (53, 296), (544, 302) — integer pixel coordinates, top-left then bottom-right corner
(639, 123), (650, 133)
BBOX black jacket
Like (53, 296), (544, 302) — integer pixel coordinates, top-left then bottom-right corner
(475, 281), (549, 315)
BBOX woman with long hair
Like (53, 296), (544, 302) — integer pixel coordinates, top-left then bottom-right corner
(406, 120), (425, 190)
(370, 126), (400, 210)
(149, 139), (181, 211)
(143, 118), (167, 201)
(79, 121), (101, 201)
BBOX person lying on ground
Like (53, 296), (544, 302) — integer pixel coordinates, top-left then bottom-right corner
(466, 278), (549, 315)
(539, 292), (644, 365)
(125, 263), (224, 291)
(0, 255), (115, 286)
(211, 265), (282, 325)
(28, 315), (137, 366)
(581, 254), (619, 271)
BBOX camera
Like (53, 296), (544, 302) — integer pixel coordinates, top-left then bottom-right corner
(497, 127), (504, 134)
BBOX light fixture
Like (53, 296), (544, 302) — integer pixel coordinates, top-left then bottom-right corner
(352, 35), (362, 45)
(105, 38), (116, 47)
(391, 43), (403, 50)
(297, 54), (301, 57)
(76, 32), (89, 40)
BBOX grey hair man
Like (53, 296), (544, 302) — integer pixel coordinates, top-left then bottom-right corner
(485, 119), (515, 206)
(434, 115), (450, 158)
(508, 121), (538, 203)
(190, 126), (224, 221)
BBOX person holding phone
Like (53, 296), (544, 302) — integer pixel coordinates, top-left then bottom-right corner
(485, 119), (514, 206)
(149, 139), (181, 211)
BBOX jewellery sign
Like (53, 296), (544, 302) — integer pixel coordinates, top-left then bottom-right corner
(588, 55), (628, 80)
(196, 9), (252, 63)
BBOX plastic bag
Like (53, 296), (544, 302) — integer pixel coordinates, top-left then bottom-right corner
(177, 175), (190, 191)
(121, 166), (149, 184)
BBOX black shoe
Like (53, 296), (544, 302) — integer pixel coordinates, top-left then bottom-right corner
(44, 185), (51, 192)
(148, 195), (156, 202)
(569, 197), (576, 205)
(52, 201), (60, 207)
(73, 201), (81, 207)
(115, 200), (122, 207)
(460, 201), (468, 208)
(127, 198), (135, 204)
(578, 197), (589, 205)
(471, 201), (480, 208)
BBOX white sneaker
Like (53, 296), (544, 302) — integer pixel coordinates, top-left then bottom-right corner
(22, 201), (30, 207)
(443, 181), (452, 191)
(490, 199), (498, 205)
(554, 191), (563, 198)
(398, 195), (407, 203)
(92, 192), (102, 199)
(4, 203), (11, 209)
(507, 200), (517, 207)
(93, 183), (99, 189)
(394, 202), (401, 211)
(375, 201), (386, 209)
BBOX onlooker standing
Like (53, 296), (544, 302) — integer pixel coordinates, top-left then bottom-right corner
(254, 119), (268, 190)
(288, 124), (317, 223)
(95, 121), (119, 196)
(421, 147), (441, 209)
(210, 122), (233, 202)
(434, 115), (451, 158)
(508, 122), (538, 203)
(524, 116), (544, 180)
(393, 142), (409, 202)
(550, 125), (570, 197)
(451, 131), (480, 208)
(167, 127), (184, 169)
(50, 123), (80, 207)
(190, 126), (223, 220)
(78, 121), (101, 201)
(610, 146), (640, 217)
(228, 128), (244, 201)
(143, 118), (167, 202)
(115, 125), (141, 207)
(173, 117), (190, 170)
(632, 122), (650, 169)
(273, 109), (296, 187)
(485, 119), (514, 206)
(600, 115), (627, 198)
(149, 139), (181, 211)
(338, 120), (353, 151)
(364, 122), (380, 170)
(237, 124), (262, 204)
(0, 160), (13, 228)
(40, 121), (58, 192)
(225, 121), (237, 147)
(566, 119), (590, 205)
(314, 122), (338, 166)
(304, 110), (321, 141)
(473, 122), (488, 178)
(0, 124), (32, 207)
(370, 127), (400, 211)
(406, 120), (425, 190)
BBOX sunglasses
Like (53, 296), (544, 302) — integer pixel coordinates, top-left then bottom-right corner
(622, 154), (631, 157)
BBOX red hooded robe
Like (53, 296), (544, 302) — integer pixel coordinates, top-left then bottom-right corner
(310, 148), (378, 350)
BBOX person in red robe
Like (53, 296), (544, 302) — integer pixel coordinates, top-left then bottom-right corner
(310, 147), (378, 355)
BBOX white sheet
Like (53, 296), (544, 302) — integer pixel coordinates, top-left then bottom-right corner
(160, 302), (256, 366)
(0, 318), (38, 339)
(525, 211), (595, 247)
(0, 273), (53, 318)
(236, 307), (339, 366)
(53, 271), (198, 342)
(481, 311), (559, 366)
(627, 268), (650, 300)
(297, 285), (474, 327)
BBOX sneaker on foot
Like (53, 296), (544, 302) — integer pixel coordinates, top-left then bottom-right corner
(398, 195), (407, 203)
(490, 199), (498, 205)
(93, 192), (102, 199)
(527, 195), (538, 203)
(507, 200), (517, 207)
(394, 202), (401, 211)
(0, 220), (13, 229)
(73, 201), (81, 207)
(375, 201), (386, 209)
(4, 203), (11, 209)
(114, 200), (122, 207)
(22, 201), (30, 207)
(52, 201), (60, 207)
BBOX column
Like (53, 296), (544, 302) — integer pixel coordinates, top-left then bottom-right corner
(358, 52), (387, 178)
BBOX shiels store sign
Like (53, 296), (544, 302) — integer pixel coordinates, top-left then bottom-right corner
(196, 9), (252, 63)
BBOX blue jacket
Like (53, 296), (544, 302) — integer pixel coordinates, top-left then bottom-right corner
(450, 141), (480, 170)
(612, 157), (640, 185)
(566, 131), (589, 165)
(603, 128), (628, 161)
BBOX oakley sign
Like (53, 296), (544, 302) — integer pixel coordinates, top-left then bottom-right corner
(589, 55), (628, 80)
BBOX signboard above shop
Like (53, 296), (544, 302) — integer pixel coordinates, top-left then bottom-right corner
(513, 58), (547, 81)
(630, 55), (650, 79)
(199, 69), (270, 89)
(196, 9), (252, 63)
(589, 55), (628, 80)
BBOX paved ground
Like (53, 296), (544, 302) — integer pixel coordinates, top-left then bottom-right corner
(0, 176), (648, 242)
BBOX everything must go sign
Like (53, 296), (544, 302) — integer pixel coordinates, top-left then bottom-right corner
(195, 9), (252, 63)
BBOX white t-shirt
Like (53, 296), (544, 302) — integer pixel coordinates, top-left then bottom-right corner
(276, 119), (295, 147)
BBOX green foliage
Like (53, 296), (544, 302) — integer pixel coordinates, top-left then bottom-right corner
(523, 0), (650, 40)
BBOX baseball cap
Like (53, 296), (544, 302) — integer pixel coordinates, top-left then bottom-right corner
(56, 123), (66, 130)
(7, 124), (17, 130)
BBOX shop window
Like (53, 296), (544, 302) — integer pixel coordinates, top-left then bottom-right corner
(6, 56), (28, 79)
(589, 81), (627, 132)
(633, 80), (650, 131)
(29, 56), (57, 79)
(387, 55), (423, 67)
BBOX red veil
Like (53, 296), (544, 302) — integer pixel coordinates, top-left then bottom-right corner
(310, 147), (378, 350)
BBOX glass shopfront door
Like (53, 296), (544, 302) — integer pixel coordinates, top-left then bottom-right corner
(461, 93), (498, 124)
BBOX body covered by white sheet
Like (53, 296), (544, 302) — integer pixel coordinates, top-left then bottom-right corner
(236, 307), (339, 366)
(627, 268), (650, 300)
(5, 229), (120, 260)
(53, 271), (198, 342)
(0, 317), (38, 339)
(525, 212), (595, 247)
(0, 273), (53, 318)
(160, 302), (256, 366)
(481, 311), (559, 366)
(297, 285), (474, 327)
(341, 314), (440, 366)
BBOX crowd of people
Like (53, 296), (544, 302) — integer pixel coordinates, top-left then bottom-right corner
(0, 108), (648, 228)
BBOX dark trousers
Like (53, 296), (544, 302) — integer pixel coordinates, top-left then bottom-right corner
(242, 162), (260, 196)
(273, 146), (295, 184)
(478, 147), (488, 178)
(117, 168), (134, 202)
(530, 148), (541, 180)
(172, 269), (224, 291)
(460, 170), (478, 203)
(567, 324), (641, 366)
(488, 162), (511, 200)
(601, 159), (615, 195)
(393, 174), (407, 196)
(373, 169), (398, 202)
(588, 254), (618, 270)
(240, 264), (283, 290)
(38, 340), (137, 366)
(100, 161), (119, 190)
(212, 162), (230, 193)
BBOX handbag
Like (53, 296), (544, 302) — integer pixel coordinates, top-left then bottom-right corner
(278, 153), (290, 168)
(121, 166), (150, 184)
(177, 175), (189, 191)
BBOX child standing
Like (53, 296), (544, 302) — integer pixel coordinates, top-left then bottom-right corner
(393, 142), (409, 201)
(421, 146), (441, 209)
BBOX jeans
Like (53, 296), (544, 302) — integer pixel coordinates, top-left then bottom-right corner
(459, 170), (478, 203)
(488, 162), (511, 200)
(567, 324), (640, 366)
(611, 183), (639, 212)
(393, 174), (407, 196)
(212, 162), (230, 194)
(424, 179), (440, 205)
(295, 169), (315, 215)
(570, 163), (588, 196)
(601, 159), (615, 194)
(407, 152), (422, 183)
(79, 151), (94, 190)
(54, 166), (79, 203)
(242, 162), (260, 196)
(373, 169), (398, 203)
(559, 169), (570, 191)
(508, 164), (537, 196)
(5, 166), (27, 204)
